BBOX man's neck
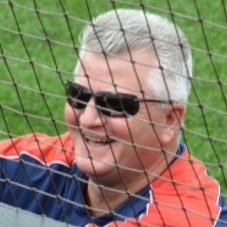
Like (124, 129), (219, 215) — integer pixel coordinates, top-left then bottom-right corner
(86, 173), (149, 217)
(85, 153), (175, 217)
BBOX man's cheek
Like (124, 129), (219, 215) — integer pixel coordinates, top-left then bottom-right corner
(64, 105), (80, 126)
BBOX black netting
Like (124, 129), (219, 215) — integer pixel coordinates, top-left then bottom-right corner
(0, 0), (226, 226)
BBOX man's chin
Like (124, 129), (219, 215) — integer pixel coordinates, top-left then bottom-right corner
(76, 156), (114, 180)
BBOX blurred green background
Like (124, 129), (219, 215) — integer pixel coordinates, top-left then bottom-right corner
(0, 0), (226, 195)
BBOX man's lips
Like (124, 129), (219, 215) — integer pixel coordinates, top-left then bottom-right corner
(84, 135), (116, 145)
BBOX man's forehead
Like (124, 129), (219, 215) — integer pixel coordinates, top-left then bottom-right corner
(75, 51), (155, 73)
(74, 51), (156, 92)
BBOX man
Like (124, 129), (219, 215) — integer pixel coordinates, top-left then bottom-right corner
(0, 9), (226, 226)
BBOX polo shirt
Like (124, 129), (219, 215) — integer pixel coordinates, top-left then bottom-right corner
(0, 133), (224, 226)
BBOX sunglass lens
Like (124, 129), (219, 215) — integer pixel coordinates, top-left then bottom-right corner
(96, 93), (140, 117)
(66, 82), (91, 109)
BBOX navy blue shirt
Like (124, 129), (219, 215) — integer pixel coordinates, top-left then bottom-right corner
(0, 153), (151, 226)
(0, 143), (226, 226)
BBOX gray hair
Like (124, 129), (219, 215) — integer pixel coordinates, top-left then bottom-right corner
(78, 9), (192, 104)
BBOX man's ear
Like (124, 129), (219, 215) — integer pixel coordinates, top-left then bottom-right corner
(161, 104), (185, 144)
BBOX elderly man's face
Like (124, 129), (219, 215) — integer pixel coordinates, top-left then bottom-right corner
(65, 51), (175, 183)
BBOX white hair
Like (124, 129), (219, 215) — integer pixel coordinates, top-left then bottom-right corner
(78, 9), (192, 104)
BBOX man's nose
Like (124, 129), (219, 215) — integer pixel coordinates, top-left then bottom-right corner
(79, 99), (106, 128)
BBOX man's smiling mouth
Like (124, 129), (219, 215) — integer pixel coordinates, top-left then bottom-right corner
(84, 135), (116, 146)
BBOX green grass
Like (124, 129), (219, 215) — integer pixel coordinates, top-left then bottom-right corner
(0, 0), (226, 195)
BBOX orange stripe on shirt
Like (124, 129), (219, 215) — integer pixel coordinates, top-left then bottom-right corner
(0, 133), (74, 166)
(104, 150), (221, 226)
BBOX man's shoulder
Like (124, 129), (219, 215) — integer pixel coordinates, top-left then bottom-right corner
(0, 132), (74, 166)
(148, 149), (221, 226)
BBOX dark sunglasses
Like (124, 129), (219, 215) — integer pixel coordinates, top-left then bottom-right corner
(65, 81), (167, 117)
